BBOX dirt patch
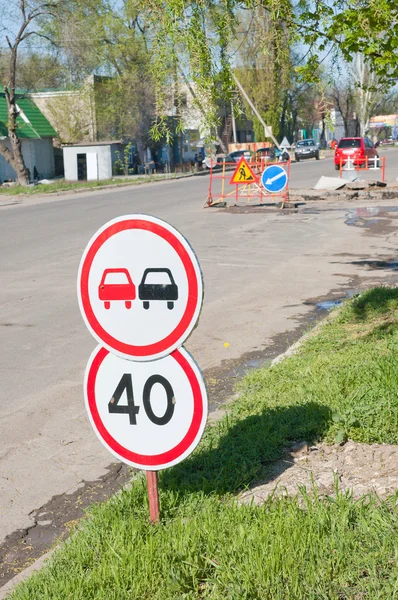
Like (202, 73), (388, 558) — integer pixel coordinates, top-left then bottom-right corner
(240, 441), (398, 505)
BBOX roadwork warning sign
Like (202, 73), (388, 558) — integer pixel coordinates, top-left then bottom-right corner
(229, 157), (258, 185)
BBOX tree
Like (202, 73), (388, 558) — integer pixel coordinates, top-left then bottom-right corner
(124, 0), (398, 139)
(15, 52), (67, 90)
(0, 1), (57, 185)
(352, 53), (378, 138)
(233, 6), (293, 142)
(329, 53), (394, 138)
(330, 82), (356, 137)
(47, 0), (156, 149)
(34, 0), (398, 147)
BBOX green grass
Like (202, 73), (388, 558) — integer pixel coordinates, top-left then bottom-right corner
(230, 286), (398, 450)
(0, 174), (184, 196)
(10, 486), (398, 600)
(9, 287), (398, 599)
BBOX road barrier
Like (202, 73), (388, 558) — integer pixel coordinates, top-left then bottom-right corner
(338, 156), (386, 182)
(204, 159), (291, 208)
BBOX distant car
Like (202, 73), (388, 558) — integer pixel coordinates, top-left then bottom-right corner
(255, 147), (276, 162)
(204, 156), (219, 170)
(294, 139), (319, 161)
(98, 268), (136, 310)
(227, 150), (253, 162)
(204, 155), (228, 169)
(138, 268), (178, 310)
(334, 137), (379, 170)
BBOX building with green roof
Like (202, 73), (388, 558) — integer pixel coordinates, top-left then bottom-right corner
(0, 88), (57, 182)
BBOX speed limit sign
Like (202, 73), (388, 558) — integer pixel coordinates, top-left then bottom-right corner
(84, 346), (208, 470)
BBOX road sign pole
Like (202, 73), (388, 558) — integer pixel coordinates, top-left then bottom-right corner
(146, 470), (160, 523)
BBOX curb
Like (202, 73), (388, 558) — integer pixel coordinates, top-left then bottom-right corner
(0, 170), (209, 202)
(0, 550), (54, 599)
(271, 306), (341, 367)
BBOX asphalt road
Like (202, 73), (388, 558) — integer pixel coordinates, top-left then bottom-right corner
(1, 149), (398, 547)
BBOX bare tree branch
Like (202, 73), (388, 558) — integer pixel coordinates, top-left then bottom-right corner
(0, 0), (58, 184)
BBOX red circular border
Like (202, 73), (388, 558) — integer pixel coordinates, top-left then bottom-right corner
(86, 347), (204, 467)
(80, 219), (199, 358)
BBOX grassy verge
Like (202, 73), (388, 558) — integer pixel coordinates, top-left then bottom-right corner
(0, 174), (189, 196)
(9, 288), (398, 599)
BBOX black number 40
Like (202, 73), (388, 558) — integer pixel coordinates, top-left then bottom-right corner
(108, 373), (175, 426)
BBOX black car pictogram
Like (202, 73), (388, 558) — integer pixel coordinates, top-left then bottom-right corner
(138, 268), (178, 310)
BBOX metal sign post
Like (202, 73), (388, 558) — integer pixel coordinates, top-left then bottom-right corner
(146, 471), (160, 523)
(78, 214), (207, 524)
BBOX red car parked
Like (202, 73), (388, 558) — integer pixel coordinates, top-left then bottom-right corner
(334, 137), (379, 170)
(98, 268), (136, 309)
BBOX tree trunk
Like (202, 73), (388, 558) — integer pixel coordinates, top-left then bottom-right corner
(0, 13), (31, 186)
(343, 117), (349, 136)
(320, 112), (326, 148)
(353, 53), (375, 139)
(2, 96), (30, 185)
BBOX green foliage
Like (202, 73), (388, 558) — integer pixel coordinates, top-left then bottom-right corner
(2, 0), (398, 148)
(26, 0), (397, 144)
(233, 6), (294, 142)
(327, 0), (398, 83)
(45, 1), (155, 145)
(0, 52), (67, 91)
(296, 0), (398, 85)
(113, 142), (133, 175)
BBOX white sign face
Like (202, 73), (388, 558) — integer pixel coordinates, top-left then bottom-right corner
(77, 215), (203, 361)
(85, 346), (208, 470)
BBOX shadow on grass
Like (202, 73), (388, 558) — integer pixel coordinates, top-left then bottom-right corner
(161, 402), (331, 496)
(366, 320), (398, 339)
(346, 287), (398, 322)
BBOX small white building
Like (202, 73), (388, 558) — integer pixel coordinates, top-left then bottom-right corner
(63, 141), (126, 181)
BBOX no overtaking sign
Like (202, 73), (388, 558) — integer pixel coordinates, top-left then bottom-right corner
(77, 214), (203, 361)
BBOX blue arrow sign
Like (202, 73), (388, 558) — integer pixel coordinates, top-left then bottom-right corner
(261, 165), (288, 193)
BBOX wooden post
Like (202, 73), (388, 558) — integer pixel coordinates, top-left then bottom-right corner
(146, 471), (160, 523)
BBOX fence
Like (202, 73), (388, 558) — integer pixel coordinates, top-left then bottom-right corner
(338, 156), (386, 182)
(204, 159), (291, 208)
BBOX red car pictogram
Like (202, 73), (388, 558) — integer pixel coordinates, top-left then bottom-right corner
(98, 268), (136, 309)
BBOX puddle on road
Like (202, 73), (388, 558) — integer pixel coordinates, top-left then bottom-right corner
(349, 259), (398, 271)
(344, 206), (398, 233)
(316, 299), (343, 310)
(306, 289), (358, 312)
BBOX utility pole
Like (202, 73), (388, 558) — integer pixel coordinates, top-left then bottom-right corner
(231, 101), (237, 143)
(233, 75), (280, 149)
